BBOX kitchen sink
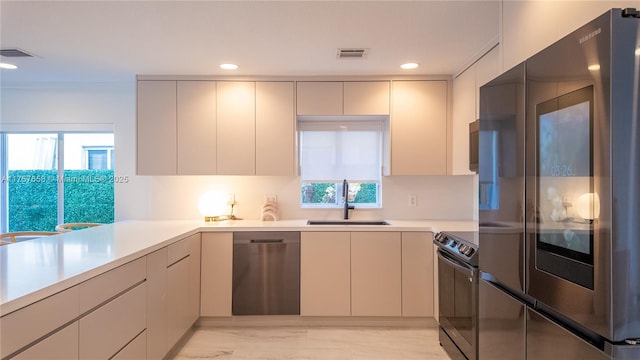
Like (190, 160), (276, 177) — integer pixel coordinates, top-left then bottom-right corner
(307, 220), (390, 226)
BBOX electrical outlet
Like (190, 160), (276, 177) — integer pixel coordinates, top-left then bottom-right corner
(408, 195), (417, 206)
(265, 194), (277, 203)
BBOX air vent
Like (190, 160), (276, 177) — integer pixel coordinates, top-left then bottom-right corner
(337, 48), (369, 59)
(0, 48), (34, 57)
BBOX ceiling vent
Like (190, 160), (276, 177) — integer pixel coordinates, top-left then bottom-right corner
(337, 48), (369, 59)
(0, 48), (34, 57)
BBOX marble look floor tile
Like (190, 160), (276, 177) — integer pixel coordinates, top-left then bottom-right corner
(170, 326), (450, 360)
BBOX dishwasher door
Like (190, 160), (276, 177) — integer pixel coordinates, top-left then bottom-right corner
(232, 231), (300, 315)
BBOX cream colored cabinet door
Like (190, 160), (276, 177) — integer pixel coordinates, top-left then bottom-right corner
(296, 81), (343, 115)
(256, 82), (295, 176)
(217, 81), (256, 175)
(391, 80), (448, 175)
(137, 80), (177, 175)
(201, 232), (233, 317)
(300, 232), (351, 316)
(401, 232), (434, 317)
(79, 282), (147, 359)
(344, 81), (390, 115)
(166, 255), (191, 351)
(13, 322), (79, 360)
(146, 247), (168, 359)
(177, 81), (217, 175)
(166, 233), (201, 350)
(351, 232), (402, 316)
(111, 331), (147, 360)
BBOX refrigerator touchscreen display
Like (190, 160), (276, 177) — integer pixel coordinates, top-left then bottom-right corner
(535, 86), (594, 274)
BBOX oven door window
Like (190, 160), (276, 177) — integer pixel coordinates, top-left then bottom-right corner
(535, 85), (595, 289)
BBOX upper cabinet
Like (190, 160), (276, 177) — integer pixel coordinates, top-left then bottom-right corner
(296, 81), (390, 116)
(216, 81), (256, 175)
(256, 82), (296, 176)
(137, 79), (295, 176)
(137, 80), (177, 175)
(391, 80), (448, 175)
(177, 81), (217, 175)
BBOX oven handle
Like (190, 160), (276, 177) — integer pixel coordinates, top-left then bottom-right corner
(438, 250), (475, 279)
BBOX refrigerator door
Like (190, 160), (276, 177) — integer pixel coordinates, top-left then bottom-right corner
(478, 62), (526, 294)
(527, 307), (610, 360)
(525, 9), (640, 343)
(479, 277), (526, 360)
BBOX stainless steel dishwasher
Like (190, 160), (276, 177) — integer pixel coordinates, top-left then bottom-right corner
(232, 231), (300, 315)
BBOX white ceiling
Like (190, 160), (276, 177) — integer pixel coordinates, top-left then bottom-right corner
(0, 1), (500, 84)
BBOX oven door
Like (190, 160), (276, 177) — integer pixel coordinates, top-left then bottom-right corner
(438, 249), (478, 360)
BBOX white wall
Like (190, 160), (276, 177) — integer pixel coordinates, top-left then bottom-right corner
(1, 83), (476, 222)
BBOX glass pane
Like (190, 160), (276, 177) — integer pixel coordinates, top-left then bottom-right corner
(301, 182), (337, 205)
(63, 133), (115, 225)
(7, 134), (59, 232)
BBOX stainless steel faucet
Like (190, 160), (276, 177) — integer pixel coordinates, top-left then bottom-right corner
(343, 179), (355, 219)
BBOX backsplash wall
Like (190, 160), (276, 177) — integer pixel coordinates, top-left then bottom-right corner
(139, 174), (477, 221)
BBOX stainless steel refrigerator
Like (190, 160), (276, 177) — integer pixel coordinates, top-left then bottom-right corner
(479, 8), (640, 359)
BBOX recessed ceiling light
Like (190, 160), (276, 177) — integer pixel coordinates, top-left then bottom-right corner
(635, 48), (640, 56)
(220, 63), (238, 70)
(588, 64), (600, 71)
(401, 63), (419, 70)
(0, 62), (18, 70)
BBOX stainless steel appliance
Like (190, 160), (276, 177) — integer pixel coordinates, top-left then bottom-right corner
(434, 231), (479, 360)
(479, 8), (640, 359)
(232, 231), (300, 315)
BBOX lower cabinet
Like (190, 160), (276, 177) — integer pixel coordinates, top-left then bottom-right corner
(401, 232), (434, 317)
(166, 233), (202, 352)
(12, 322), (79, 360)
(300, 232), (351, 316)
(200, 232), (233, 317)
(79, 282), (147, 359)
(301, 231), (432, 318)
(351, 232), (402, 316)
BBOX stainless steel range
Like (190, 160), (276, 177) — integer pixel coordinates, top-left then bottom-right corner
(434, 231), (479, 360)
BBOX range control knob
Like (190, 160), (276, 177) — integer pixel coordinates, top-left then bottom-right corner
(458, 244), (468, 254)
(465, 248), (476, 257)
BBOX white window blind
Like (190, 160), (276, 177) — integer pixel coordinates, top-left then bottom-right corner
(299, 120), (382, 182)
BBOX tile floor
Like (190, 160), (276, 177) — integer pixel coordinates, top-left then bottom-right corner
(170, 326), (451, 359)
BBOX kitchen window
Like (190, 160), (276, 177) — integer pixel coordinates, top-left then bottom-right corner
(0, 132), (115, 233)
(298, 118), (385, 208)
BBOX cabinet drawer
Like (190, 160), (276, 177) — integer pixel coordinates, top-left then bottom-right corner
(12, 322), (79, 360)
(167, 236), (192, 266)
(79, 257), (146, 313)
(111, 330), (147, 360)
(0, 287), (79, 358)
(79, 282), (147, 359)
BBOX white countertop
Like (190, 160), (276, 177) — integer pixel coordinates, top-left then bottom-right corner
(0, 219), (476, 316)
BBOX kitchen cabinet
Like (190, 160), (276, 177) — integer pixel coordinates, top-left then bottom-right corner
(79, 282), (147, 359)
(200, 232), (233, 317)
(344, 81), (390, 115)
(296, 81), (390, 115)
(112, 331), (147, 360)
(401, 232), (434, 317)
(0, 285), (80, 359)
(256, 82), (296, 176)
(391, 80), (448, 175)
(166, 233), (201, 350)
(177, 81), (217, 175)
(12, 322), (78, 360)
(146, 247), (168, 359)
(137, 80), (177, 175)
(296, 81), (343, 115)
(216, 81), (256, 175)
(351, 231), (402, 316)
(300, 232), (351, 316)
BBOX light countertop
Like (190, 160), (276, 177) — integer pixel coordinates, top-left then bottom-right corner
(0, 219), (476, 316)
